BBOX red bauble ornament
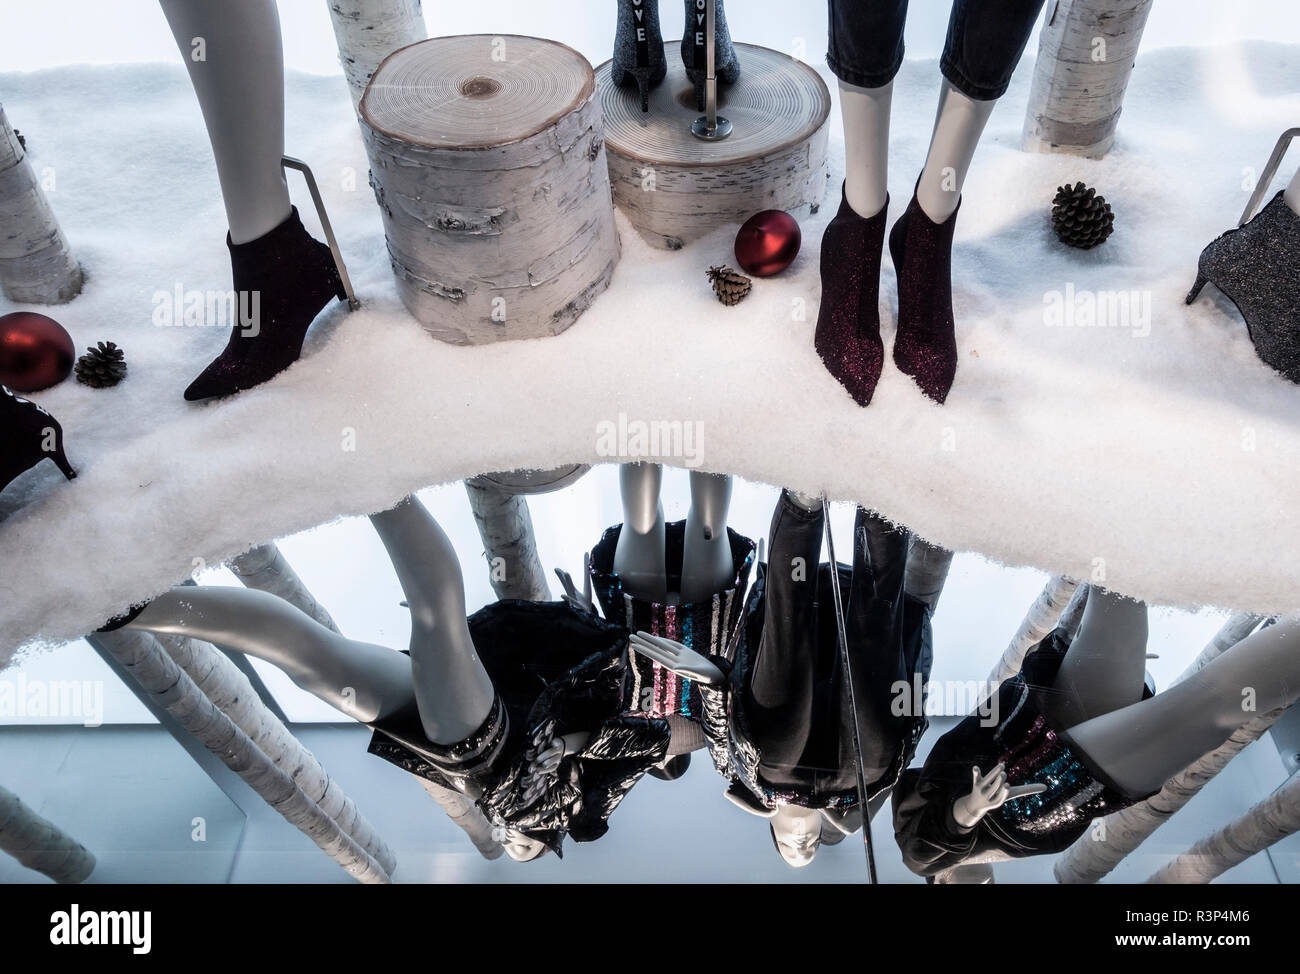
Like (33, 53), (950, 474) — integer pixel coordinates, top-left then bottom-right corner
(734, 209), (802, 277)
(0, 311), (75, 392)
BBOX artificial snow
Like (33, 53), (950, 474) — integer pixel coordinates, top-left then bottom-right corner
(1, 43), (1298, 661)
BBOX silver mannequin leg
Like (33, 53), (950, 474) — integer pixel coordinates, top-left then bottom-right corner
(1065, 616), (1300, 796)
(369, 496), (496, 745)
(681, 471), (734, 603)
(159, 0), (293, 243)
(916, 80), (997, 223)
(614, 462), (668, 602)
(1046, 588), (1148, 729)
(126, 586), (412, 723)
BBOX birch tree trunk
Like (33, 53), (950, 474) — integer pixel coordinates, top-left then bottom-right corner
(360, 36), (620, 344)
(986, 576), (1080, 689)
(89, 629), (392, 883)
(904, 537), (954, 613)
(228, 543), (341, 633)
(465, 480), (551, 602)
(1173, 613), (1265, 686)
(417, 778), (503, 860)
(155, 633), (395, 874)
(325, 0), (426, 111)
(1022, 0), (1154, 158)
(0, 104), (83, 303)
(1054, 614), (1268, 884)
(0, 785), (95, 883)
(1147, 766), (1300, 884)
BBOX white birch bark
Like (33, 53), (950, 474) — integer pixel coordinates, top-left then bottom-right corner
(155, 632), (395, 875)
(325, 0), (426, 111)
(1172, 613), (1265, 687)
(465, 480), (551, 602)
(417, 778), (503, 860)
(360, 36), (620, 344)
(986, 576), (1080, 689)
(0, 103), (83, 303)
(90, 628), (391, 884)
(228, 543), (341, 633)
(1146, 764), (1300, 884)
(1054, 615), (1268, 884)
(1022, 0), (1154, 158)
(0, 784), (95, 884)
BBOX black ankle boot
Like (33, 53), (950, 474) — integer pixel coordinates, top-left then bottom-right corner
(1188, 190), (1300, 383)
(1, 384), (76, 495)
(613, 0), (667, 112)
(183, 206), (346, 402)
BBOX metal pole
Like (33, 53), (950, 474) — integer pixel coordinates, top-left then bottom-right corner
(690, 2), (732, 140)
(821, 498), (878, 884)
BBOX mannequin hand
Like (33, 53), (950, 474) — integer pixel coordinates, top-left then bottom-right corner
(629, 631), (725, 685)
(520, 722), (566, 808)
(555, 557), (596, 615)
(951, 763), (1047, 830)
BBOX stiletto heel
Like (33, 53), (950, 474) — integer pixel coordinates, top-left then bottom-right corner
(52, 438), (77, 481)
(612, 0), (666, 114)
(1, 384), (76, 495)
(1185, 270), (1208, 305)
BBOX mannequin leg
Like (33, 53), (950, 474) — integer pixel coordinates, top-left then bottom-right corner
(1284, 168), (1300, 216)
(915, 81), (995, 223)
(746, 490), (824, 779)
(614, 462), (668, 602)
(1064, 617), (1300, 796)
(369, 497), (496, 745)
(159, 0), (291, 244)
(125, 586), (413, 723)
(680, 472), (734, 602)
(839, 80), (893, 219)
(1045, 588), (1148, 729)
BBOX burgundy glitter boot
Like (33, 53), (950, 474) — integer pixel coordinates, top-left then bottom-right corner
(813, 186), (889, 407)
(889, 190), (960, 404)
(183, 206), (346, 402)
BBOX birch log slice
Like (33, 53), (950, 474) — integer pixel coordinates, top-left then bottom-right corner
(596, 43), (830, 249)
(360, 35), (620, 345)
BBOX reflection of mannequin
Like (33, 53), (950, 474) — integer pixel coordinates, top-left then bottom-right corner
(115, 495), (668, 862)
(634, 488), (933, 868)
(613, 464), (734, 604)
(894, 589), (1300, 875)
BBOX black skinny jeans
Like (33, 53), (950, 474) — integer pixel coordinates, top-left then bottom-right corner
(827, 0), (1047, 99)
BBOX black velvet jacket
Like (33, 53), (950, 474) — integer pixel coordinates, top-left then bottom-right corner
(367, 600), (670, 854)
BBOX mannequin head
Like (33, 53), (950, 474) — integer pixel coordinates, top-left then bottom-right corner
(502, 829), (550, 862)
(769, 805), (823, 867)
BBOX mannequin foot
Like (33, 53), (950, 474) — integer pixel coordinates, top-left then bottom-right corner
(814, 184), (888, 407)
(184, 206), (345, 402)
(889, 187), (960, 403)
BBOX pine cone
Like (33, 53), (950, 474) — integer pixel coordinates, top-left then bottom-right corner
(1052, 181), (1114, 249)
(706, 265), (752, 306)
(74, 341), (128, 388)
